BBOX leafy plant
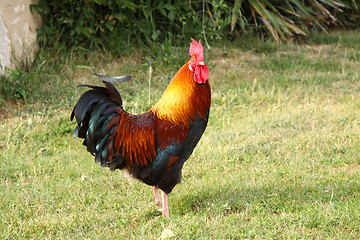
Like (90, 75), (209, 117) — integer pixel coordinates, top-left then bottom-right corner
(0, 67), (29, 101)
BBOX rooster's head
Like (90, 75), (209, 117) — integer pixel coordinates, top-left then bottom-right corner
(188, 39), (209, 84)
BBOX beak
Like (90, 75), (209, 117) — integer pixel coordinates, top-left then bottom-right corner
(198, 61), (205, 66)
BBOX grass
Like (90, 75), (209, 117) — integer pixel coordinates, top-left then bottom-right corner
(1, 30), (360, 239)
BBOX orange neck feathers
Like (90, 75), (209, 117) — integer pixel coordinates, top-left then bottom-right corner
(151, 63), (211, 125)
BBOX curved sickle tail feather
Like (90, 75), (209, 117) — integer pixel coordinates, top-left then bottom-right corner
(93, 74), (131, 83)
(70, 80), (125, 169)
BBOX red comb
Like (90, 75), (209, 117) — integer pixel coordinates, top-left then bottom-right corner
(189, 38), (204, 61)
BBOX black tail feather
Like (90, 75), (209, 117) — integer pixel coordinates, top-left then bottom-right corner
(71, 80), (125, 167)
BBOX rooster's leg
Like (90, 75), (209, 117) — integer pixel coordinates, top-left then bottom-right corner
(161, 190), (169, 219)
(152, 186), (161, 208)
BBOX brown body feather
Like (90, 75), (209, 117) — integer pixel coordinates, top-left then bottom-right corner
(103, 62), (211, 170)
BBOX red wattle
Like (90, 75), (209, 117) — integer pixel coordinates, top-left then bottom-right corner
(194, 64), (209, 84)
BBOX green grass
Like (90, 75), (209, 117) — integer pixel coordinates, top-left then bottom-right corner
(1, 30), (360, 239)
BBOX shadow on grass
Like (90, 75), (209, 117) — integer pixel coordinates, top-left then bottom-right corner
(142, 209), (162, 219)
(173, 180), (358, 218)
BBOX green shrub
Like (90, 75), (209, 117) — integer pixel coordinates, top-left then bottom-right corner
(30, 0), (360, 53)
(30, 0), (231, 55)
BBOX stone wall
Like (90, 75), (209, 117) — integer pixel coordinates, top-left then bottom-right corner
(0, 0), (41, 75)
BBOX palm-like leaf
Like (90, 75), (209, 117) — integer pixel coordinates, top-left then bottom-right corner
(230, 0), (357, 41)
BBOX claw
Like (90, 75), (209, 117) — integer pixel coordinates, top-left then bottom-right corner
(152, 187), (169, 219)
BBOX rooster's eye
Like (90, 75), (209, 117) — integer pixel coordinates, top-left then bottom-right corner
(191, 59), (195, 62)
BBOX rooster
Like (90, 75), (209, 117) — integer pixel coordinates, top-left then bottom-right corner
(71, 39), (211, 218)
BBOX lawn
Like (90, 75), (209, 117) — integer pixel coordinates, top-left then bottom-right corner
(1, 31), (360, 239)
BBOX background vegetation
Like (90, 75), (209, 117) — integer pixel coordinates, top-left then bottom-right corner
(29, 0), (360, 54)
(1, 0), (359, 104)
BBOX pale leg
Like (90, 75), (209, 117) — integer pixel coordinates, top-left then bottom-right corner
(161, 190), (169, 219)
(152, 186), (161, 208)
